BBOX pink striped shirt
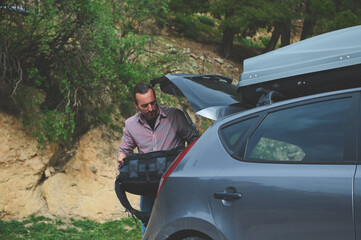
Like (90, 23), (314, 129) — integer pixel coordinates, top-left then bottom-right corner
(119, 105), (198, 156)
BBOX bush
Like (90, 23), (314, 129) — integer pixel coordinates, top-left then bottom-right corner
(197, 15), (215, 27)
(0, 0), (181, 151)
(237, 36), (268, 48)
(170, 13), (219, 43)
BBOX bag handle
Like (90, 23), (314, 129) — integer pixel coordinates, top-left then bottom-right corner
(114, 175), (150, 224)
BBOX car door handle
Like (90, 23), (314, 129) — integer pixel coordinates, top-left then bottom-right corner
(214, 192), (242, 201)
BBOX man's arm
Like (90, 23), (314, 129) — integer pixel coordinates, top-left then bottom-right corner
(176, 109), (199, 144)
(117, 121), (136, 167)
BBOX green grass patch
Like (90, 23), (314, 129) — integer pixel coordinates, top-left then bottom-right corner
(0, 215), (142, 240)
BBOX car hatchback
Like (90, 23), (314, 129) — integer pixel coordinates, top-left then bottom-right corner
(144, 25), (361, 240)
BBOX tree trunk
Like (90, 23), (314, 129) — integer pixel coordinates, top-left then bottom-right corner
(262, 25), (281, 53)
(281, 26), (291, 47)
(300, 0), (315, 40)
(301, 17), (315, 40)
(220, 27), (235, 58)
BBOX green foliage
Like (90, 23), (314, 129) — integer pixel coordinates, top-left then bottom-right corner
(237, 37), (269, 48)
(169, 0), (210, 14)
(317, 9), (361, 32)
(0, 216), (142, 240)
(0, 0), (185, 149)
(170, 13), (219, 42)
(197, 15), (215, 27)
(116, 0), (170, 36)
(0, 220), (28, 237)
(305, 0), (361, 35)
(210, 0), (269, 34)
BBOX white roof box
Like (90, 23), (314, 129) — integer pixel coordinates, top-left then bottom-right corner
(238, 25), (361, 106)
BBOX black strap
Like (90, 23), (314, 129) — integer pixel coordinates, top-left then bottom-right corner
(114, 175), (150, 224)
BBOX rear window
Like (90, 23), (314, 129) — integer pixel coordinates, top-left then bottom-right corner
(220, 117), (256, 158)
(245, 97), (353, 163)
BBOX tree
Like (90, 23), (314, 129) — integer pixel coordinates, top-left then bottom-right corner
(115, 0), (170, 36)
(263, 0), (361, 52)
(262, 0), (302, 53)
(169, 0), (209, 14)
(0, 0), (180, 168)
(210, 0), (267, 58)
(300, 0), (361, 40)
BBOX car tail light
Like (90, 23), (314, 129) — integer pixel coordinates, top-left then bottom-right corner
(157, 137), (199, 197)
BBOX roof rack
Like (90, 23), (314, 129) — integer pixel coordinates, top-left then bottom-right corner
(256, 87), (286, 106)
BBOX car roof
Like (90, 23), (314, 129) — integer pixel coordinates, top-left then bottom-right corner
(238, 25), (361, 89)
(218, 86), (361, 125)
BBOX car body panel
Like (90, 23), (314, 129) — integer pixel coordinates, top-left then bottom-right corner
(208, 92), (359, 239)
(209, 159), (356, 240)
(144, 132), (227, 240)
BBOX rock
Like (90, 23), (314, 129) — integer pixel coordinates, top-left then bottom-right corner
(189, 53), (197, 59)
(0, 112), (135, 222)
(183, 48), (190, 54)
(90, 165), (97, 174)
(45, 167), (51, 178)
(169, 48), (177, 54)
(0, 112), (52, 220)
(214, 58), (224, 64)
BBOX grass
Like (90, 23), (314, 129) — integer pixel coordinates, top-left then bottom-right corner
(0, 215), (142, 240)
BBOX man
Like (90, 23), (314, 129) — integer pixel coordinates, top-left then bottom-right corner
(117, 83), (198, 235)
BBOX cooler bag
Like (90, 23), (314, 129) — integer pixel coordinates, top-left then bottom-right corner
(114, 146), (184, 223)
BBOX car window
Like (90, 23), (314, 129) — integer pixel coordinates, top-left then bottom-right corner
(220, 117), (256, 157)
(245, 97), (352, 163)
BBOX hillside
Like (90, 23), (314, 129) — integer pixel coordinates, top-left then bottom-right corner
(0, 34), (260, 222)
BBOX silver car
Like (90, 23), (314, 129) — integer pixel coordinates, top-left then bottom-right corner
(144, 25), (361, 240)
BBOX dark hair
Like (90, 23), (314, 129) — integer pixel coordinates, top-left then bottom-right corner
(133, 83), (156, 104)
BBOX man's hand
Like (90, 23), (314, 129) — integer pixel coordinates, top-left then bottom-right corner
(117, 152), (126, 167)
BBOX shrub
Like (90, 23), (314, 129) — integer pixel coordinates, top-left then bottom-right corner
(0, 0), (181, 151)
(197, 15), (215, 27)
(170, 13), (219, 43)
(237, 36), (267, 48)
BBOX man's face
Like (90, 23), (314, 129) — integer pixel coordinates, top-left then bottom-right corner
(134, 89), (159, 121)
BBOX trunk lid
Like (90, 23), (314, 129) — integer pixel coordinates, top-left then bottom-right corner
(151, 74), (251, 120)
